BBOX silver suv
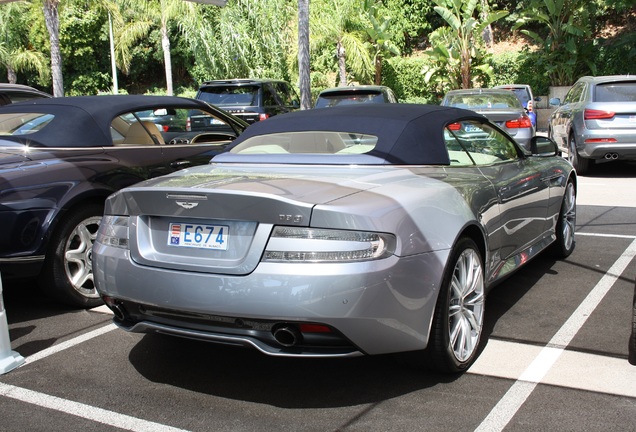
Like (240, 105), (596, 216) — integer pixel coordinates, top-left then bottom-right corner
(548, 75), (636, 174)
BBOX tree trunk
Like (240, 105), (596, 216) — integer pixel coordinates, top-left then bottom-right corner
(43, 0), (63, 97)
(161, 20), (173, 96)
(374, 54), (382, 85)
(7, 66), (17, 85)
(461, 48), (471, 89)
(337, 39), (346, 86)
(298, 0), (311, 109)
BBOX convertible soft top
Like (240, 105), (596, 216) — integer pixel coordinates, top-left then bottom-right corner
(0, 95), (217, 148)
(227, 103), (485, 165)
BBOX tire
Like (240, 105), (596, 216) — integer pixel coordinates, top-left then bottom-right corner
(39, 203), (104, 308)
(629, 284), (636, 366)
(552, 180), (576, 258)
(568, 133), (591, 175)
(420, 238), (486, 373)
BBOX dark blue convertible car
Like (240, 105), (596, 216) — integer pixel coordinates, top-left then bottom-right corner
(0, 95), (247, 307)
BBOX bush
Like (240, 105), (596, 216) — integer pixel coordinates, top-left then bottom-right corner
(489, 50), (550, 95)
(383, 56), (440, 104)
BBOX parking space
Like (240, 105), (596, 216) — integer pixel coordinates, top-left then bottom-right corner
(1, 163), (636, 432)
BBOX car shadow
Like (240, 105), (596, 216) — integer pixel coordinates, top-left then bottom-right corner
(480, 254), (560, 346)
(2, 277), (77, 323)
(127, 333), (460, 408)
(587, 160), (636, 178)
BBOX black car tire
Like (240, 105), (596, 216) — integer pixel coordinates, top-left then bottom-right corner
(629, 283), (636, 366)
(40, 203), (104, 308)
(423, 237), (485, 373)
(568, 133), (591, 175)
(552, 180), (576, 258)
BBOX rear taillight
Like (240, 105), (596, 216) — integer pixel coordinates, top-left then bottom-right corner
(259, 113), (270, 121)
(447, 122), (461, 131)
(584, 109), (615, 120)
(186, 117), (192, 131)
(584, 138), (617, 143)
(505, 116), (533, 129)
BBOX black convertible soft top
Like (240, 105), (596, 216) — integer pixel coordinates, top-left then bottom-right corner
(226, 103), (485, 165)
(0, 95), (226, 148)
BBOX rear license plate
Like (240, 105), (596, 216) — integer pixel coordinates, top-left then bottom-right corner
(168, 223), (229, 250)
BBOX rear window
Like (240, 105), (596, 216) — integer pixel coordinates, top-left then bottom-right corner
(197, 86), (259, 107)
(0, 112), (54, 135)
(446, 92), (523, 110)
(594, 82), (636, 102)
(230, 131), (378, 155)
(315, 92), (384, 108)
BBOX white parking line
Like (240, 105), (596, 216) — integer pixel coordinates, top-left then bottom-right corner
(0, 382), (190, 432)
(473, 237), (636, 432)
(25, 323), (117, 365)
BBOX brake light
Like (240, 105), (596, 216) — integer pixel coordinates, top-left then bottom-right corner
(259, 113), (270, 121)
(505, 116), (533, 129)
(584, 109), (615, 120)
(584, 138), (617, 143)
(162, 125), (169, 132)
(186, 117), (191, 131)
(447, 122), (461, 131)
(299, 324), (332, 333)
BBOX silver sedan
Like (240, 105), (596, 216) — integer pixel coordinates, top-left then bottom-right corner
(441, 88), (535, 150)
(93, 104), (576, 373)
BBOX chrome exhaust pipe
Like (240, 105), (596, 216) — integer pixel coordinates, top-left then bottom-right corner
(272, 325), (302, 347)
(604, 152), (619, 160)
(102, 296), (128, 321)
(110, 303), (127, 321)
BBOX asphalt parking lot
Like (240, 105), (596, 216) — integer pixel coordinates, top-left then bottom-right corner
(1, 160), (635, 432)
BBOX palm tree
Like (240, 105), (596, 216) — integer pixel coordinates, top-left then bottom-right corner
(311, 0), (372, 86)
(364, 0), (400, 85)
(0, 1), (49, 84)
(117, 0), (198, 95)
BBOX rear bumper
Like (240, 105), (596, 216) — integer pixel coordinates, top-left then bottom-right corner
(93, 243), (449, 357)
(578, 129), (636, 159)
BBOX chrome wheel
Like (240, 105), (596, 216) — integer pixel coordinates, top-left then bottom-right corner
(63, 215), (101, 298)
(448, 247), (485, 363)
(560, 182), (576, 253)
(40, 203), (104, 308)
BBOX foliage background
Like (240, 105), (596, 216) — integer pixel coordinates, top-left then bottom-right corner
(0, 0), (634, 102)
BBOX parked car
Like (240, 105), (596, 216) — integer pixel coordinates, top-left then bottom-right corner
(93, 104), (576, 373)
(0, 83), (51, 106)
(195, 79), (299, 124)
(0, 95), (248, 308)
(441, 88), (535, 149)
(495, 84), (541, 129)
(314, 85), (398, 108)
(548, 75), (636, 175)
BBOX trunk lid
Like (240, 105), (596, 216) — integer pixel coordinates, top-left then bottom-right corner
(117, 164), (400, 275)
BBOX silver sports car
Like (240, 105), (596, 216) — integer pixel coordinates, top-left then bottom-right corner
(93, 104), (576, 373)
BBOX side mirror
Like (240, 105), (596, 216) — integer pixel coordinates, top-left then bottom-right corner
(549, 97), (561, 106)
(530, 136), (559, 157)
